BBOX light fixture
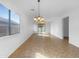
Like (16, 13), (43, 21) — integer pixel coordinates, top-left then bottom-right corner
(34, 0), (46, 25)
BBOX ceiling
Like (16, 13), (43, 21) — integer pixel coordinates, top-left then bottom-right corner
(10, 0), (79, 19)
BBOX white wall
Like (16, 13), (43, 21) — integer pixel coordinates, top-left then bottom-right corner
(50, 17), (63, 39)
(65, 9), (79, 47)
(33, 24), (38, 33)
(45, 22), (51, 33)
(0, 0), (33, 58)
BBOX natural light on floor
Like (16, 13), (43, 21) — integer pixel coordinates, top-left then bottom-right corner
(35, 53), (48, 58)
(37, 33), (50, 37)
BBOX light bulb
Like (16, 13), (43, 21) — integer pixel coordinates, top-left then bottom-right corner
(34, 18), (37, 21)
(38, 17), (41, 20)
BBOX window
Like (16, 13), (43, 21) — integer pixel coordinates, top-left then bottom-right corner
(0, 4), (9, 37)
(0, 3), (20, 37)
(10, 11), (20, 34)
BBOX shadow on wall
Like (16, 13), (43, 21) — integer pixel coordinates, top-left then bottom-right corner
(63, 16), (69, 39)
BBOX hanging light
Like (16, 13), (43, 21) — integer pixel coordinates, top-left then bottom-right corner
(34, 0), (46, 25)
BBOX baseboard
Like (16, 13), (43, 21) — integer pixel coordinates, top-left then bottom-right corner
(8, 33), (34, 58)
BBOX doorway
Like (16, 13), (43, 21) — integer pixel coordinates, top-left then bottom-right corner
(63, 16), (69, 39)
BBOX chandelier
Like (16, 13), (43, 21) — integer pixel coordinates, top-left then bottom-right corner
(34, 0), (46, 25)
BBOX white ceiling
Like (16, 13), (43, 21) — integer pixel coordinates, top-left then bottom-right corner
(10, 0), (79, 19)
